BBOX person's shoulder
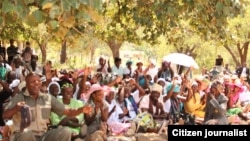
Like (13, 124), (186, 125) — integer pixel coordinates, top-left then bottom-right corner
(71, 98), (84, 104)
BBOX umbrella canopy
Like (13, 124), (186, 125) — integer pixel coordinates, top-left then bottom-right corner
(163, 53), (199, 69)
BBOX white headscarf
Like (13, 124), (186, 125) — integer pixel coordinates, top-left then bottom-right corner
(47, 81), (61, 95)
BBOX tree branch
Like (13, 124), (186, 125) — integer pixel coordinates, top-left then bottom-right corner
(72, 26), (85, 36)
(224, 44), (240, 66)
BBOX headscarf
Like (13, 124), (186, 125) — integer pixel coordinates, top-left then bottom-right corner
(47, 81), (61, 95)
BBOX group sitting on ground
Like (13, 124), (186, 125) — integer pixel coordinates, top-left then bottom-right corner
(0, 52), (250, 141)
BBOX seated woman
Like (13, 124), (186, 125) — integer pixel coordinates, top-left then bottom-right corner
(47, 80), (61, 98)
(224, 82), (248, 123)
(139, 83), (168, 133)
(50, 83), (86, 140)
(183, 81), (206, 119)
(105, 87), (136, 136)
(204, 80), (229, 125)
(84, 84), (108, 141)
(163, 80), (183, 123)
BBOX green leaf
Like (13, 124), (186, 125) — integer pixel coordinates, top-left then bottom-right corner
(14, 5), (24, 17)
(62, 0), (72, 11)
(216, 1), (224, 15)
(24, 14), (39, 27)
(79, 0), (89, 4)
(62, 16), (75, 28)
(71, 1), (80, 9)
(49, 5), (61, 19)
(42, 2), (54, 10)
(32, 10), (46, 23)
(76, 11), (91, 22)
(0, 17), (3, 25)
(2, 0), (14, 13)
(48, 20), (59, 30)
(24, 0), (35, 5)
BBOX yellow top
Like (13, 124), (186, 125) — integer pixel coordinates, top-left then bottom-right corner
(184, 92), (205, 118)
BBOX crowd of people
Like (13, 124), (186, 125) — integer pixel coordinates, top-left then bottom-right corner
(0, 40), (250, 141)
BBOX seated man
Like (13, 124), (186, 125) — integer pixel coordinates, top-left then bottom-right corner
(3, 72), (91, 141)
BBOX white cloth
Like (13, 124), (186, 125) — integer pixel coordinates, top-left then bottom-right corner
(105, 100), (123, 123)
(241, 67), (247, 77)
(239, 90), (250, 103)
(124, 98), (137, 120)
(111, 66), (124, 77)
(96, 64), (108, 75)
(131, 90), (140, 104)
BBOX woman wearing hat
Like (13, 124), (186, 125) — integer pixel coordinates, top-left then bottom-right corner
(84, 84), (108, 141)
(224, 82), (249, 123)
(204, 80), (229, 125)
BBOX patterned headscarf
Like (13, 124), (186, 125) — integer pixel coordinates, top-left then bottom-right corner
(61, 83), (73, 89)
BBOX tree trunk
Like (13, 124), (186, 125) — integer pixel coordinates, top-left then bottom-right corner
(60, 39), (67, 64)
(89, 45), (95, 64)
(17, 40), (23, 52)
(107, 39), (122, 60)
(39, 42), (47, 63)
(224, 44), (241, 67)
(237, 42), (249, 66)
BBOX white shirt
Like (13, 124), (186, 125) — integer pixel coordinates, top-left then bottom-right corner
(241, 67), (247, 77)
(131, 90), (140, 104)
(111, 65), (124, 77)
(105, 99), (123, 123)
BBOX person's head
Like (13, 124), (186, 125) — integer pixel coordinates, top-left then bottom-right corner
(126, 60), (132, 68)
(10, 39), (15, 45)
(88, 84), (104, 103)
(12, 55), (23, 68)
(114, 57), (122, 67)
(61, 83), (74, 100)
(162, 61), (171, 70)
(91, 73), (103, 84)
(6, 71), (17, 84)
(191, 81), (199, 92)
(46, 60), (52, 67)
(229, 83), (243, 94)
(25, 72), (42, 96)
(136, 61), (143, 69)
(167, 83), (180, 98)
(150, 83), (162, 102)
(48, 81), (61, 97)
(105, 89), (115, 103)
(99, 57), (105, 64)
(26, 41), (30, 47)
(210, 80), (224, 95)
(157, 78), (167, 88)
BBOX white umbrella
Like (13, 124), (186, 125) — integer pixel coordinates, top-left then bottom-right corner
(163, 53), (199, 69)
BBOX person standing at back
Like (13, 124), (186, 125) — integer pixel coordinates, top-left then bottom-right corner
(21, 41), (33, 69)
(7, 39), (18, 65)
(236, 62), (250, 84)
(0, 40), (6, 62)
(215, 55), (224, 73)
